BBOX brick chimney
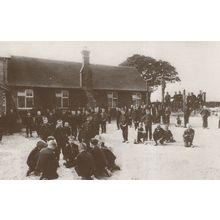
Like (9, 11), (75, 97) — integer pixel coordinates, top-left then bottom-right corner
(80, 50), (96, 108)
(81, 49), (90, 65)
(80, 49), (92, 88)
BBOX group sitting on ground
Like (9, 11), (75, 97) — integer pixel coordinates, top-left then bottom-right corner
(26, 132), (120, 180)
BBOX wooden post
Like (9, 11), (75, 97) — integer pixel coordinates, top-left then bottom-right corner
(203, 92), (206, 103)
(183, 89), (186, 111)
(146, 82), (150, 106)
(161, 78), (165, 105)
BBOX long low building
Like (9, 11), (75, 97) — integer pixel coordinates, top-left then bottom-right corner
(0, 50), (147, 114)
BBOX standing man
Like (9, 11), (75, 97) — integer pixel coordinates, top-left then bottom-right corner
(116, 107), (121, 130)
(200, 106), (211, 128)
(35, 111), (43, 137)
(54, 119), (67, 160)
(119, 110), (129, 143)
(100, 108), (107, 133)
(69, 110), (78, 138)
(24, 112), (34, 138)
(7, 109), (17, 134)
(164, 107), (171, 125)
(183, 107), (191, 128)
(164, 92), (171, 107)
(141, 109), (153, 141)
(39, 117), (52, 142)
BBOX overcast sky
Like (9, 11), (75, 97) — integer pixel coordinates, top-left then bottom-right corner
(0, 41), (219, 101)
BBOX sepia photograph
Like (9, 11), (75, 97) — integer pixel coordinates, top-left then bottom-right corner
(0, 41), (220, 180)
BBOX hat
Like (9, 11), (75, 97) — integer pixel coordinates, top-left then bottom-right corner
(90, 138), (99, 146)
(47, 136), (55, 141)
(36, 140), (47, 149)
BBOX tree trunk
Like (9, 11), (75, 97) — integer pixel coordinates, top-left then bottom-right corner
(146, 91), (151, 106)
(161, 79), (166, 105)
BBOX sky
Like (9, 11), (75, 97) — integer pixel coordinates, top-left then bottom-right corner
(0, 41), (219, 101)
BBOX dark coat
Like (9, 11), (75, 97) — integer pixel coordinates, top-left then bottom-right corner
(90, 146), (107, 176)
(24, 116), (34, 127)
(39, 123), (52, 141)
(75, 151), (95, 178)
(27, 141), (47, 170)
(183, 128), (195, 141)
(36, 148), (58, 180)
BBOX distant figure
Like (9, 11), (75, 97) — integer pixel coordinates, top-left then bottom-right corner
(219, 112), (220, 129)
(200, 106), (211, 128)
(165, 92), (171, 107)
(176, 115), (182, 127)
(183, 124), (195, 147)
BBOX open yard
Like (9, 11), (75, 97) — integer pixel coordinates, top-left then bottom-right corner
(0, 115), (220, 180)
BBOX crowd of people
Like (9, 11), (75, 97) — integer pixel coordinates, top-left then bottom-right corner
(0, 91), (213, 180)
(164, 90), (205, 112)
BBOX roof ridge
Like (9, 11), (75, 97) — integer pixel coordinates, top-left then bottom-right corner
(11, 55), (82, 65)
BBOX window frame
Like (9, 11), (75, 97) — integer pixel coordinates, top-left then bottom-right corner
(55, 89), (69, 109)
(17, 89), (34, 110)
(132, 92), (142, 106)
(107, 91), (118, 108)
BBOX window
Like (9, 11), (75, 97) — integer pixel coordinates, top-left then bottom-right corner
(132, 92), (142, 106)
(107, 91), (118, 108)
(55, 90), (69, 108)
(17, 89), (34, 109)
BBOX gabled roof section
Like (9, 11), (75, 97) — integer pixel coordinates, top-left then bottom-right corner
(7, 56), (146, 91)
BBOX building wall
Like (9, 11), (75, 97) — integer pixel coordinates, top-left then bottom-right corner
(8, 86), (148, 112)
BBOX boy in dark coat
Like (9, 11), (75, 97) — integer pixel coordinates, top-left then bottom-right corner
(183, 124), (195, 147)
(35, 140), (59, 180)
(119, 110), (129, 143)
(35, 111), (43, 137)
(26, 140), (48, 176)
(39, 117), (52, 142)
(24, 112), (34, 138)
(70, 110), (78, 138)
(75, 143), (95, 180)
(136, 123), (145, 143)
(116, 108), (121, 130)
(90, 138), (109, 178)
(164, 125), (176, 143)
(54, 119), (67, 160)
(0, 113), (6, 144)
(153, 124), (166, 146)
(141, 109), (153, 141)
(100, 109), (107, 133)
(63, 137), (79, 168)
(200, 106), (211, 128)
(100, 141), (120, 172)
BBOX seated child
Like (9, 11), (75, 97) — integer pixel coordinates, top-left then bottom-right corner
(153, 124), (166, 146)
(63, 136), (79, 168)
(26, 140), (48, 176)
(176, 115), (182, 127)
(164, 125), (176, 143)
(136, 123), (145, 143)
(183, 123), (195, 147)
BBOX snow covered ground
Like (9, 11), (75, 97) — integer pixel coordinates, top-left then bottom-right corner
(0, 115), (220, 180)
